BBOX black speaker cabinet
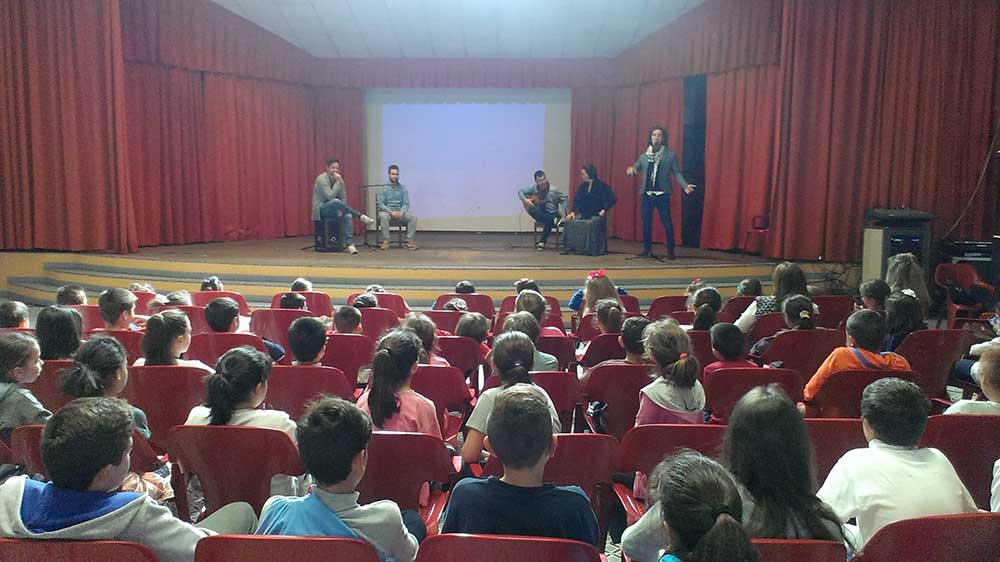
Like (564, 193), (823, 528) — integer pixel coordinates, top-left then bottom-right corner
(314, 219), (345, 253)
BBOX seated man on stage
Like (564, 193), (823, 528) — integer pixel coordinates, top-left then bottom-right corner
(376, 164), (418, 250)
(518, 170), (567, 251)
(562, 164), (617, 256)
(312, 158), (374, 255)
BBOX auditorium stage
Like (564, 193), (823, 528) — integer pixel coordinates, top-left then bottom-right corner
(0, 233), (851, 312)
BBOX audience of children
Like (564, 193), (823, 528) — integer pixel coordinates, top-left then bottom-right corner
(461, 331), (562, 464)
(56, 284), (88, 306)
(454, 280), (475, 294)
(735, 262), (810, 333)
(455, 312), (491, 357)
(514, 278), (540, 294)
(205, 297), (285, 362)
(0, 397), (256, 562)
(883, 290), (927, 352)
(736, 278), (762, 298)
(884, 252), (931, 317)
(99, 288), (140, 331)
(0, 332), (50, 446)
(0, 301), (29, 329)
(332, 305), (363, 334)
(804, 310), (910, 402)
(287, 317), (328, 367)
(568, 270), (626, 314)
(35, 305), (83, 360)
(401, 313), (450, 366)
(356, 329), (440, 437)
(817, 377), (977, 546)
(515, 289), (562, 336)
(684, 279), (706, 310)
(635, 319), (705, 425)
(596, 316), (650, 368)
(134, 310), (213, 372)
(290, 277), (313, 292)
(184, 346), (296, 444)
(352, 293), (379, 309)
(747, 295), (815, 363)
(256, 397), (423, 560)
(279, 292), (308, 311)
(200, 276), (225, 291)
(702, 323), (756, 384)
(441, 298), (468, 313)
(149, 290), (192, 309)
(690, 286), (722, 331)
(501, 312), (559, 372)
(576, 298), (624, 362)
(443, 385), (599, 547)
(858, 279), (891, 312)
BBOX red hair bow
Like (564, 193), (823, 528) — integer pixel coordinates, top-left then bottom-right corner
(588, 269), (607, 279)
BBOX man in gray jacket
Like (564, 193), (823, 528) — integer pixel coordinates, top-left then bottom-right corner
(518, 170), (567, 251)
(376, 164), (418, 250)
(312, 158), (374, 255)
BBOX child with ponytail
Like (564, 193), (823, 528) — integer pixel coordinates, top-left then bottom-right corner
(576, 298), (625, 362)
(62, 336), (150, 438)
(461, 331), (562, 465)
(356, 329), (440, 437)
(690, 287), (722, 331)
(402, 313), (450, 366)
(748, 294), (815, 363)
(652, 451), (759, 562)
(135, 309), (213, 372)
(637, 319), (706, 426)
(185, 346), (296, 443)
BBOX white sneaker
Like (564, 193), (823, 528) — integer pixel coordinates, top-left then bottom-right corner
(360, 214), (375, 226)
(347, 244), (358, 254)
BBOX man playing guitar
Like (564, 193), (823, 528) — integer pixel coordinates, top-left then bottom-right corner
(518, 170), (568, 251)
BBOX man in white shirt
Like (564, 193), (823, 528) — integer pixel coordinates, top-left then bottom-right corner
(818, 378), (978, 546)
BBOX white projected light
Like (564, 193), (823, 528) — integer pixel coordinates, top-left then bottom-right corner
(365, 89), (572, 232)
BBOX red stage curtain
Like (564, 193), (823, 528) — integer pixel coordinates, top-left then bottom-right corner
(701, 65), (780, 251)
(0, 0), (136, 252)
(769, 0), (1000, 260)
(314, 88), (366, 233)
(202, 75), (316, 242)
(608, 87), (642, 240)
(570, 88), (617, 217)
(124, 63), (209, 246)
(618, 0), (781, 85)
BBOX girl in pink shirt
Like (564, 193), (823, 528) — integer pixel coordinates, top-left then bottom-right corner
(357, 329), (441, 438)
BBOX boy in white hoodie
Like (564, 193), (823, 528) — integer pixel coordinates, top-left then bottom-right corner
(0, 397), (256, 562)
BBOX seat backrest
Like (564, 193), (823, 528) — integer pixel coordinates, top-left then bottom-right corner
(498, 295), (517, 315)
(422, 310), (465, 335)
(195, 535), (381, 562)
(686, 330), (716, 374)
(70, 304), (105, 333)
(415, 533), (602, 562)
(10, 425), (45, 476)
(434, 336), (483, 379)
(721, 296), (755, 318)
(934, 262), (980, 290)
(646, 295), (689, 321)
(410, 365), (471, 434)
(619, 424), (726, 474)
(186, 332), (269, 367)
(582, 364), (653, 440)
(23, 359), (73, 412)
(922, 414), (1000, 508)
(852, 513), (1000, 562)
(170, 425), (302, 515)
(532, 371), (582, 429)
(357, 431), (455, 509)
(131, 291), (158, 316)
(190, 290), (252, 315)
(807, 370), (915, 418)
(148, 305), (212, 335)
(752, 539), (846, 562)
(811, 295), (855, 329)
(574, 313), (601, 343)
(86, 329), (145, 364)
(536, 335), (575, 371)
(703, 368), (801, 423)
(619, 294), (641, 314)
(668, 310), (695, 324)
(748, 312), (789, 342)
(271, 291), (333, 317)
(267, 365), (352, 420)
(358, 307), (400, 340)
(894, 329), (973, 398)
(759, 329), (845, 385)
(0, 538), (161, 562)
(803, 418), (866, 485)
(578, 333), (625, 368)
(348, 292), (412, 318)
(320, 333), (374, 387)
(249, 308), (313, 354)
(434, 293), (495, 318)
(122, 365), (208, 452)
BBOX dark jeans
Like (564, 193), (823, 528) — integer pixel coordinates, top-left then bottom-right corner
(320, 199), (362, 243)
(641, 193), (674, 253)
(401, 509), (427, 543)
(527, 206), (560, 243)
(953, 358), (978, 384)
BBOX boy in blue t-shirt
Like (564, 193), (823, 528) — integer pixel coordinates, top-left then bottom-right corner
(441, 386), (600, 547)
(256, 397), (421, 562)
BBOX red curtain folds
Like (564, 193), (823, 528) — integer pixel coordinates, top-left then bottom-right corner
(700, 65), (780, 251)
(314, 88), (366, 233)
(608, 87), (642, 241)
(124, 63), (209, 246)
(769, 0), (1000, 260)
(0, 0), (136, 252)
(202, 76), (316, 242)
(569, 88), (617, 227)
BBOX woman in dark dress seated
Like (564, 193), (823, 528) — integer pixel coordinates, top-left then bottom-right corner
(563, 164), (617, 256)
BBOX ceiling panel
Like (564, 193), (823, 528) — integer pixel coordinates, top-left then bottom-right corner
(211, 0), (704, 59)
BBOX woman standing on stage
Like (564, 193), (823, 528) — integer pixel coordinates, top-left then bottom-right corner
(626, 126), (696, 260)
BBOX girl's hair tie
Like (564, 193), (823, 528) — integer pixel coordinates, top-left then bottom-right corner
(679, 353), (689, 359)
(588, 269), (607, 279)
(799, 310), (811, 319)
(901, 288), (917, 299)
